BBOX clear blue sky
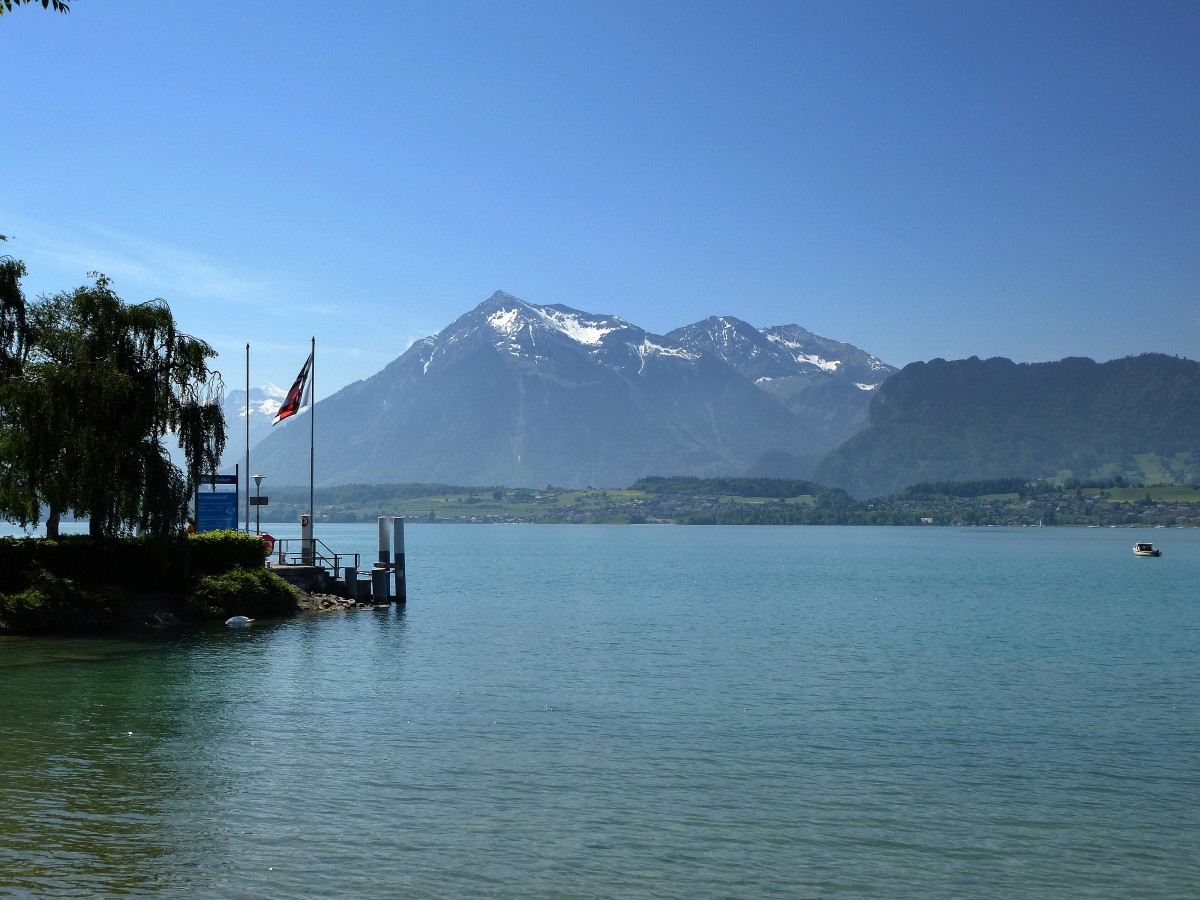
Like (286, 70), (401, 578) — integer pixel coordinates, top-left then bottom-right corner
(3, 0), (1197, 398)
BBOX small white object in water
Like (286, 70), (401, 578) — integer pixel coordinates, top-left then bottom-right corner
(225, 615), (254, 626)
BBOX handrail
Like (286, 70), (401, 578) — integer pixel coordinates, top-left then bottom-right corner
(269, 537), (360, 575)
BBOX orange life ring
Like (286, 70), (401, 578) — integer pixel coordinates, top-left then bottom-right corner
(261, 533), (276, 555)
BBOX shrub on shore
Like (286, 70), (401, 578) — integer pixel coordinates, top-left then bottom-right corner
(0, 532), (297, 634)
(0, 565), (119, 634)
(184, 568), (297, 620)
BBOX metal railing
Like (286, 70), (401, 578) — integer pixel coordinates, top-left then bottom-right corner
(269, 537), (360, 576)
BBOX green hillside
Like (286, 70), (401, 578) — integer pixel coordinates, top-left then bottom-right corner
(250, 477), (1199, 527)
(811, 354), (1200, 498)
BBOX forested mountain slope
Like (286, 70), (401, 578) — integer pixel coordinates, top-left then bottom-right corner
(811, 354), (1200, 497)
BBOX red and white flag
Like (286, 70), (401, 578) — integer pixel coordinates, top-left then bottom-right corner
(272, 352), (312, 425)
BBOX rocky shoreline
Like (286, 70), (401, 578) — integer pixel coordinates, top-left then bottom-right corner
(295, 591), (392, 613)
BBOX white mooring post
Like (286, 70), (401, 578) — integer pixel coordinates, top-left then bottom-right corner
(393, 516), (407, 604)
(375, 516), (392, 602)
(300, 514), (314, 566)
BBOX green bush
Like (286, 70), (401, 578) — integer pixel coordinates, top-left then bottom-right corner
(187, 530), (271, 578)
(0, 532), (289, 632)
(0, 531), (268, 591)
(0, 534), (188, 591)
(184, 567), (297, 620)
(0, 565), (118, 633)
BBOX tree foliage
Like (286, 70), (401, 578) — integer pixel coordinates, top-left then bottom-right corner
(632, 475), (825, 498)
(0, 1), (72, 15)
(897, 477), (1031, 500)
(0, 260), (226, 537)
(0, 245), (27, 379)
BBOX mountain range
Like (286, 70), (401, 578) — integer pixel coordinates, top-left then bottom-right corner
(236, 293), (1200, 498)
(248, 291), (894, 488)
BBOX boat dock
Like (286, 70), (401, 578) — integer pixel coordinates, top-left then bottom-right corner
(268, 516), (407, 605)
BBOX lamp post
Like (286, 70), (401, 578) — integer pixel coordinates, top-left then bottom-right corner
(253, 474), (264, 536)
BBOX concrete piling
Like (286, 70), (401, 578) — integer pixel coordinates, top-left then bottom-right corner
(376, 516), (392, 602)
(370, 566), (388, 604)
(393, 516), (407, 603)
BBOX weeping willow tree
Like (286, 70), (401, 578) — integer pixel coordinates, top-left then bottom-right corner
(0, 1), (73, 15)
(0, 243), (27, 378)
(0, 260), (226, 537)
(0, 240), (35, 524)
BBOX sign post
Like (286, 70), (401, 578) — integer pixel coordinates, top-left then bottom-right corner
(252, 474), (266, 535)
(194, 472), (239, 533)
(195, 492), (238, 532)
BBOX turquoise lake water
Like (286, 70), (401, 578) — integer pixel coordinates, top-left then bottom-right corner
(2, 524), (1198, 897)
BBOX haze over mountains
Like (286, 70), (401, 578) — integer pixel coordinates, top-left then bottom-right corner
(249, 291), (894, 489)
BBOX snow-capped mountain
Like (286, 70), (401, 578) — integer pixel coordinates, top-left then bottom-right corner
(164, 383), (287, 476)
(250, 291), (895, 488)
(217, 384), (288, 470)
(414, 291), (700, 379)
(761, 324), (894, 390)
(667, 316), (897, 452)
(667, 316), (894, 389)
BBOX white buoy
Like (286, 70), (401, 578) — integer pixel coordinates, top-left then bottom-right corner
(225, 615), (254, 626)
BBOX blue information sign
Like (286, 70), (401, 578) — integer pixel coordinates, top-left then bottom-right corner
(195, 491), (238, 532)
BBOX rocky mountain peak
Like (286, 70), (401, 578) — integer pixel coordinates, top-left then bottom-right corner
(440, 292), (698, 374)
(247, 290), (898, 488)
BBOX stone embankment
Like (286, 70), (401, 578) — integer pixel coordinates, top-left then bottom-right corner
(295, 591), (389, 613)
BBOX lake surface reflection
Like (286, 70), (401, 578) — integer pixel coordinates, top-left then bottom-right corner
(2, 525), (1199, 897)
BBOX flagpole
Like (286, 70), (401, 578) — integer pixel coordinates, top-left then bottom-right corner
(314, 336), (319, 525)
(245, 342), (250, 533)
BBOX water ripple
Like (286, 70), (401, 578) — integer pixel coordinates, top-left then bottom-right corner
(2, 525), (1199, 897)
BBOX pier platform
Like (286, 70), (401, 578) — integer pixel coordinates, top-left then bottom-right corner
(269, 563), (377, 603)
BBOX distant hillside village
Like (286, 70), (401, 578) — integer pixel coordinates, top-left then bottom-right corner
(261, 478), (1200, 528)
(427, 486), (1200, 527)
